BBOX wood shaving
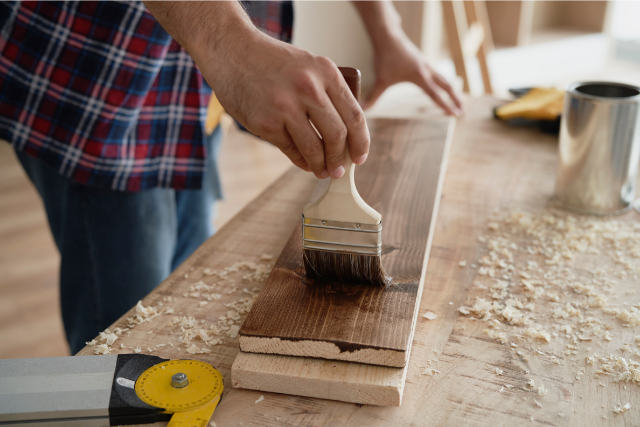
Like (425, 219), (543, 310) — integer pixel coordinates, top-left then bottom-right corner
(228, 325), (240, 339)
(484, 329), (508, 344)
(94, 344), (111, 355)
(523, 327), (551, 342)
(537, 384), (548, 396)
(185, 344), (212, 354)
(613, 402), (631, 414)
(423, 311), (438, 320)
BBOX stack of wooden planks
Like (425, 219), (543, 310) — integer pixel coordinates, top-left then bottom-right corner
(232, 117), (455, 406)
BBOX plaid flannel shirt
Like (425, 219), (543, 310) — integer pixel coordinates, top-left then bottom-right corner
(0, 1), (293, 191)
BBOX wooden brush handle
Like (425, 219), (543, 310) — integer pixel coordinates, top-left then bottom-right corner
(338, 67), (361, 103)
(302, 67), (381, 225)
(328, 67), (358, 212)
(334, 67), (359, 196)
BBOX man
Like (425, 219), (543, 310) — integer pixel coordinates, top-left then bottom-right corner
(0, 1), (461, 354)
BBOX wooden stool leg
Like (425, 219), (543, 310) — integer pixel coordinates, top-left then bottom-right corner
(464, 1), (493, 94)
(442, 1), (469, 93)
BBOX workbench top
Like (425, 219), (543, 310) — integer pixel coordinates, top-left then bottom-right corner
(79, 96), (640, 426)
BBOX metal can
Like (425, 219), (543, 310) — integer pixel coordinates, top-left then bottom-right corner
(553, 81), (640, 215)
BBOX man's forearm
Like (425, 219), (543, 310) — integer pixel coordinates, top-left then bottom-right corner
(143, 1), (256, 72)
(351, 1), (404, 51)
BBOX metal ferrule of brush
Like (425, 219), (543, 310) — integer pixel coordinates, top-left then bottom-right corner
(302, 215), (382, 256)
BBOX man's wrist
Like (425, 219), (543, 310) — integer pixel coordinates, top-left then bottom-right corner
(352, 1), (404, 52)
(188, 5), (257, 64)
(144, 1), (258, 77)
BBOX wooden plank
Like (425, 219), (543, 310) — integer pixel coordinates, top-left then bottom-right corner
(232, 352), (406, 406)
(233, 117), (454, 406)
(237, 117), (455, 370)
(75, 97), (640, 426)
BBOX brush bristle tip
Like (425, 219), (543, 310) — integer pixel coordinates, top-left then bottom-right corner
(303, 249), (392, 287)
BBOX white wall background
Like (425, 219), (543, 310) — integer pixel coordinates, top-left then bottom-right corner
(292, 1), (376, 90)
(610, 1), (640, 41)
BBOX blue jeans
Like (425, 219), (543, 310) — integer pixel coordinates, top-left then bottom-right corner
(15, 126), (223, 354)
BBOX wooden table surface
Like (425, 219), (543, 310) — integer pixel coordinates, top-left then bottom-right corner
(79, 96), (640, 426)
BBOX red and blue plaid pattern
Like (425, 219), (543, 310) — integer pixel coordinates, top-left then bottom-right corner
(0, 1), (293, 191)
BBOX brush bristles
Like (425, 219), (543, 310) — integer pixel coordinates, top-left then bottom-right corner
(303, 249), (392, 287)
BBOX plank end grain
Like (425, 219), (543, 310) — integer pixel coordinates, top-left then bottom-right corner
(231, 351), (404, 407)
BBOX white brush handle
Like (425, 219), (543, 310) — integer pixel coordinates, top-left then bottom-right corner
(303, 67), (381, 225)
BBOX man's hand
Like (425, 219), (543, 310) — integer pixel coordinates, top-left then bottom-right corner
(353, 1), (463, 115)
(205, 34), (371, 180)
(145, 1), (368, 180)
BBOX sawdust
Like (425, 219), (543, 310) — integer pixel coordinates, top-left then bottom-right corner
(94, 344), (111, 355)
(456, 209), (640, 394)
(421, 368), (441, 376)
(82, 255), (272, 357)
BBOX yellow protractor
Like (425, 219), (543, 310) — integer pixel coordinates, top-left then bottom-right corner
(135, 359), (224, 427)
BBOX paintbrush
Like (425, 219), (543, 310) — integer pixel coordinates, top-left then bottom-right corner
(302, 67), (391, 286)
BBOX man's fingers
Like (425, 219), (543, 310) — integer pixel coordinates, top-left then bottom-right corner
(432, 72), (464, 113)
(269, 131), (310, 172)
(307, 95), (348, 179)
(285, 114), (328, 178)
(415, 71), (456, 116)
(326, 77), (370, 165)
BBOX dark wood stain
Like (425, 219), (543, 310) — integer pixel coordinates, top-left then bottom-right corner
(239, 118), (450, 357)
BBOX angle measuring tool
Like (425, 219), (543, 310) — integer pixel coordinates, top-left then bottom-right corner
(0, 354), (223, 427)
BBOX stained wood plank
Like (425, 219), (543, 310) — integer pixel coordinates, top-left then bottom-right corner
(238, 118), (454, 369)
